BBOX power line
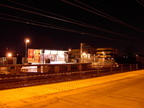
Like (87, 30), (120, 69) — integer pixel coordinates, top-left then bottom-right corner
(0, 12), (67, 29)
(75, 0), (117, 19)
(0, 15), (128, 42)
(137, 0), (144, 7)
(1, 1), (142, 41)
(61, 0), (144, 33)
(0, 3), (79, 24)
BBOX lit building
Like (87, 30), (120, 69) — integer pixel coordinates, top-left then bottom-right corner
(96, 48), (117, 58)
(96, 48), (117, 66)
(68, 46), (118, 67)
(28, 49), (68, 64)
(68, 43), (96, 63)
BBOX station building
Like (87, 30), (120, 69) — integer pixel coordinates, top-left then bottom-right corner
(28, 49), (68, 64)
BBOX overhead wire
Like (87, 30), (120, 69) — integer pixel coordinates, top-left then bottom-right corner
(1, 0), (142, 41)
(0, 13), (128, 42)
(61, 0), (144, 33)
(65, 0), (144, 32)
(0, 12), (68, 29)
(137, 0), (144, 7)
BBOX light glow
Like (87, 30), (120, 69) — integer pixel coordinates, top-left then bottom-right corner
(82, 52), (86, 56)
(6, 53), (12, 57)
(25, 39), (30, 43)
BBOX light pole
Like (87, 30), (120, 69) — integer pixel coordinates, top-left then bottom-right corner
(25, 39), (30, 63)
(82, 52), (86, 63)
(68, 48), (71, 62)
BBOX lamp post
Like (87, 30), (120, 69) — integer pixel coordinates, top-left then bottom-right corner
(68, 48), (71, 62)
(25, 39), (30, 63)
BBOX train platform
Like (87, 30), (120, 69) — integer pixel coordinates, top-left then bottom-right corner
(0, 69), (144, 108)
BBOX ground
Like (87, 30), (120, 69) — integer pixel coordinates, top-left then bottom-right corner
(0, 70), (144, 108)
(18, 75), (144, 108)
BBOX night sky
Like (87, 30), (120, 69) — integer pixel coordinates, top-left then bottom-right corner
(0, 0), (144, 57)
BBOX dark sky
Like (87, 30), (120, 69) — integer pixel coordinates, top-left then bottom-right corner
(0, 0), (144, 56)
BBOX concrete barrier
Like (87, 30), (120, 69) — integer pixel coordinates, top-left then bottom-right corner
(0, 63), (91, 74)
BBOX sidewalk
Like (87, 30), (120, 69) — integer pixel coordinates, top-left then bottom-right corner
(0, 70), (144, 107)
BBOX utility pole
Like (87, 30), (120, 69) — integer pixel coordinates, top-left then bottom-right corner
(80, 43), (83, 63)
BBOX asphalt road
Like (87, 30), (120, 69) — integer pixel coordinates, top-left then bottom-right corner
(18, 72), (144, 108)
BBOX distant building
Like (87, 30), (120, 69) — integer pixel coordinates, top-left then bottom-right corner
(96, 48), (117, 66)
(136, 57), (144, 63)
(96, 48), (117, 58)
(68, 45), (118, 65)
(68, 43), (96, 63)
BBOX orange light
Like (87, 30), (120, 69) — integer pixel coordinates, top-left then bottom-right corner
(25, 39), (30, 43)
(7, 53), (12, 57)
(82, 52), (86, 56)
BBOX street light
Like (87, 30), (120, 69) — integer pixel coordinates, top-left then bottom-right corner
(25, 38), (30, 63)
(6, 52), (12, 58)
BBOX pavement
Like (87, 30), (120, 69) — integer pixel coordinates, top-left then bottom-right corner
(0, 70), (144, 108)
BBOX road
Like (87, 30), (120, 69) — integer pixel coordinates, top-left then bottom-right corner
(18, 71), (144, 108)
